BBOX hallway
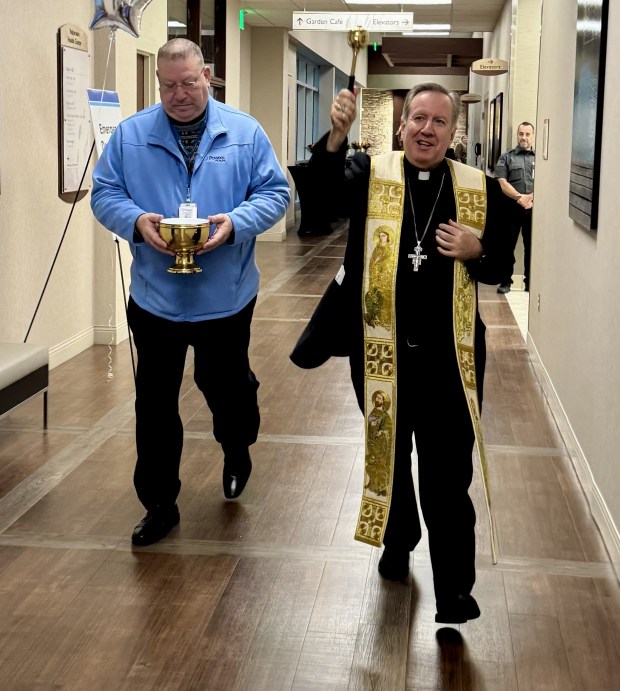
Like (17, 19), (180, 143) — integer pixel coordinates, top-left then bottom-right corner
(1, 225), (619, 689)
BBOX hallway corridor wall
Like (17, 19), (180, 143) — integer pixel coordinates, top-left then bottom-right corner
(531, 0), (620, 574)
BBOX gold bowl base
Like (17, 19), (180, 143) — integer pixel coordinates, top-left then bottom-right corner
(167, 252), (202, 274)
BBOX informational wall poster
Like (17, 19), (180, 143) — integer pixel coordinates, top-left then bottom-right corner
(88, 90), (123, 157)
(58, 25), (92, 195)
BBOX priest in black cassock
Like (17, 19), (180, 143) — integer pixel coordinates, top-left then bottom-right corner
(291, 82), (513, 624)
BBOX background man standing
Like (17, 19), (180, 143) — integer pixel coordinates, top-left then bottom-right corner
(494, 122), (535, 293)
(455, 134), (468, 164)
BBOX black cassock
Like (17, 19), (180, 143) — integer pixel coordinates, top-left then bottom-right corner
(291, 136), (513, 604)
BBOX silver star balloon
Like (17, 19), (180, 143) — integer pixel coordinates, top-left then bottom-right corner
(89, 0), (154, 39)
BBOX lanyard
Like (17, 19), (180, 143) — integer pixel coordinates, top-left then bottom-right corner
(180, 140), (201, 202)
(173, 116), (207, 203)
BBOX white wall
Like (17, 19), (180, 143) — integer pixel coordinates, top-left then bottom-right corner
(531, 0), (620, 570)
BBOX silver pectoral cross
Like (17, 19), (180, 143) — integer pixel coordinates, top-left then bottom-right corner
(408, 243), (427, 272)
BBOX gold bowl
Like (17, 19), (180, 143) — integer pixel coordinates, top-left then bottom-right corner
(159, 218), (211, 274)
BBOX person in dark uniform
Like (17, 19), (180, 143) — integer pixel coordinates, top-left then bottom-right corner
(495, 122), (535, 293)
(291, 83), (513, 624)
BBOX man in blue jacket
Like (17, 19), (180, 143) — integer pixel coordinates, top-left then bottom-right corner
(91, 38), (290, 546)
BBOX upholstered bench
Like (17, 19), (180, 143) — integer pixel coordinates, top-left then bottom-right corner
(0, 344), (49, 428)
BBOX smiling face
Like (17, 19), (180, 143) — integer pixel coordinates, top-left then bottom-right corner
(401, 91), (456, 170)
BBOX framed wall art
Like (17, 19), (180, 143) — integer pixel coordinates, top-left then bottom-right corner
(491, 92), (503, 172)
(486, 93), (503, 172)
(486, 98), (495, 171)
(569, 0), (609, 231)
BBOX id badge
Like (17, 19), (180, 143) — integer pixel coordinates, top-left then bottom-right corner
(178, 202), (198, 219)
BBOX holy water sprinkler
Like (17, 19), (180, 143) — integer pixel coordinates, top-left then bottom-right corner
(347, 27), (369, 91)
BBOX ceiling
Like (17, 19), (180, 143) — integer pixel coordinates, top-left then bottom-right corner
(241, 0), (505, 33)
(374, 36), (484, 76)
(169, 0), (505, 75)
(241, 0), (504, 75)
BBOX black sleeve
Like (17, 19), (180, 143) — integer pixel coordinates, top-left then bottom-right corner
(307, 133), (370, 220)
(465, 176), (515, 285)
(289, 133), (370, 368)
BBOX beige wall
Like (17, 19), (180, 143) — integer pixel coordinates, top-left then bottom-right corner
(239, 25), (252, 115)
(532, 0), (620, 568)
(0, 2), (166, 365)
(225, 0), (242, 109)
(0, 3), (96, 354)
(509, 0), (542, 136)
(250, 28), (289, 241)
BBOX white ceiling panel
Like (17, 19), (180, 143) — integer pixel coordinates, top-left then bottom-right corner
(241, 0), (503, 33)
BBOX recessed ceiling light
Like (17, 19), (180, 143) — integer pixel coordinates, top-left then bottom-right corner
(407, 24), (451, 31)
(346, 0), (451, 4)
(168, 20), (186, 28)
(402, 31), (450, 36)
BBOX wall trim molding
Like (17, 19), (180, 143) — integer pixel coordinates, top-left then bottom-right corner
(49, 328), (95, 369)
(528, 336), (620, 581)
(94, 321), (129, 346)
(49, 323), (129, 370)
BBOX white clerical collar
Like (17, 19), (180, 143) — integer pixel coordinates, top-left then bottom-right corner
(418, 171), (430, 181)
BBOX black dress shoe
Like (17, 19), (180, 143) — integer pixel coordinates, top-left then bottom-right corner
(435, 594), (481, 624)
(223, 450), (252, 499)
(378, 547), (410, 581)
(131, 505), (180, 546)
(497, 283), (511, 294)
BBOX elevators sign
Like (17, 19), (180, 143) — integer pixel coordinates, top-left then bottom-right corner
(471, 58), (508, 76)
(292, 12), (413, 32)
(58, 24), (92, 198)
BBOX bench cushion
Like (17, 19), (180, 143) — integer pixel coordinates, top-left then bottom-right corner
(0, 344), (49, 390)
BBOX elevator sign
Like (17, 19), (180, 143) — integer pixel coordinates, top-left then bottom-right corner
(292, 12), (414, 32)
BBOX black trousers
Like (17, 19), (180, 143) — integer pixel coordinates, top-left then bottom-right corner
(352, 340), (478, 603)
(502, 206), (532, 287)
(127, 297), (260, 511)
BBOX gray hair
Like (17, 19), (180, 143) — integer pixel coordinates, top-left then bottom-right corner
(401, 83), (460, 129)
(157, 38), (204, 67)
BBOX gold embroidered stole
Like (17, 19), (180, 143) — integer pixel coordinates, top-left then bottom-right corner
(446, 158), (498, 564)
(355, 152), (404, 546)
(355, 155), (498, 565)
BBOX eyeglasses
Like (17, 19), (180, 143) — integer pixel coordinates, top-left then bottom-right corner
(158, 69), (205, 94)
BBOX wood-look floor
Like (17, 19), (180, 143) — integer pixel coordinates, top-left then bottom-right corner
(2, 222), (620, 690)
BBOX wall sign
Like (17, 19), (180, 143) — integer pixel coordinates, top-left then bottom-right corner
(88, 89), (122, 157)
(471, 58), (508, 76)
(292, 12), (414, 32)
(58, 24), (92, 200)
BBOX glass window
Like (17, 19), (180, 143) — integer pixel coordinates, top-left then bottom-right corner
(296, 56), (320, 161)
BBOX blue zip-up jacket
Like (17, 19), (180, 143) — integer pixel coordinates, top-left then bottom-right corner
(91, 99), (290, 322)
